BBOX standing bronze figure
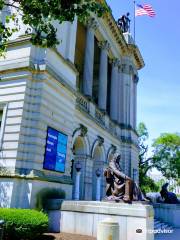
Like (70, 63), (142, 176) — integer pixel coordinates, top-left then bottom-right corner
(104, 153), (146, 203)
(117, 12), (131, 33)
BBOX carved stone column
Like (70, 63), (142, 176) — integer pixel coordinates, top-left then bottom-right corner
(120, 62), (131, 126)
(83, 18), (97, 97)
(133, 74), (139, 128)
(95, 168), (101, 201)
(117, 64), (123, 124)
(128, 65), (139, 129)
(98, 41), (110, 111)
(129, 66), (134, 128)
(110, 59), (119, 121)
(74, 162), (82, 200)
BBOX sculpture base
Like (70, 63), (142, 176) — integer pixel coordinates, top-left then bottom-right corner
(103, 198), (150, 204)
(57, 201), (154, 240)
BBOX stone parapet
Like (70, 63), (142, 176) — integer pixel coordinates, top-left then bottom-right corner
(76, 92), (138, 147)
(58, 201), (154, 240)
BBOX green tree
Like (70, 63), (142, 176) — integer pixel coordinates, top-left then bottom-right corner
(137, 122), (149, 174)
(0, 0), (108, 56)
(137, 122), (159, 193)
(152, 133), (180, 179)
(137, 123), (180, 193)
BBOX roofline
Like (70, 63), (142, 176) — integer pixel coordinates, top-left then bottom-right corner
(97, 0), (145, 69)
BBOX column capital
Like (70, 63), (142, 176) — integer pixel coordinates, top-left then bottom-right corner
(118, 64), (123, 73)
(121, 64), (136, 74)
(98, 40), (110, 51)
(121, 58), (137, 75)
(111, 58), (120, 68)
(86, 17), (98, 31)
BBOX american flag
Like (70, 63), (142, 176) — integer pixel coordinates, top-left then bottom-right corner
(135, 3), (156, 17)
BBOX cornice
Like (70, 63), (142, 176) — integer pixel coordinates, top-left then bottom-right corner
(97, 0), (127, 53)
(97, 0), (144, 70)
(127, 44), (145, 70)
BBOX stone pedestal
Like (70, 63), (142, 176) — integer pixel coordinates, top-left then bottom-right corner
(97, 218), (119, 240)
(59, 201), (154, 240)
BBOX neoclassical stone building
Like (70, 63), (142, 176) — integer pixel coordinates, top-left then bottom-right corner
(0, 7), (144, 208)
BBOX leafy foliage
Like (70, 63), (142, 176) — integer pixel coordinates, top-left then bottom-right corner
(0, 0), (108, 56)
(139, 171), (159, 193)
(35, 187), (66, 211)
(0, 208), (48, 240)
(137, 122), (151, 175)
(137, 122), (157, 193)
(137, 122), (180, 194)
(152, 133), (180, 179)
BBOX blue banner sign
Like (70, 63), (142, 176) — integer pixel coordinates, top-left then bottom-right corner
(43, 127), (68, 172)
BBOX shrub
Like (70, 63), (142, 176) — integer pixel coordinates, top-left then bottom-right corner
(0, 208), (48, 240)
(35, 188), (66, 211)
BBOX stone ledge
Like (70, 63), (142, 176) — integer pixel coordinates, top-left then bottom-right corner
(0, 167), (73, 185)
(60, 200), (154, 218)
(57, 200), (154, 240)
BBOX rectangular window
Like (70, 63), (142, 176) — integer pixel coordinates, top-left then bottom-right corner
(0, 110), (3, 129)
(0, 109), (4, 149)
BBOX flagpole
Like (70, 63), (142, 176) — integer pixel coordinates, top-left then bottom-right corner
(133, 0), (136, 43)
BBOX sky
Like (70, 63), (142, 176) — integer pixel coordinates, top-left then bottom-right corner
(107, 0), (180, 150)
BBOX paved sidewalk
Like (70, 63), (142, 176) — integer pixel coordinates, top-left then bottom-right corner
(42, 233), (96, 240)
(43, 229), (180, 240)
(155, 228), (180, 240)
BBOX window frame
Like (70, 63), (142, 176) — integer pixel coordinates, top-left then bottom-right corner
(0, 103), (8, 151)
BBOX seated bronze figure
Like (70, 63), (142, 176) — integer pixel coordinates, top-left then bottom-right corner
(104, 153), (146, 203)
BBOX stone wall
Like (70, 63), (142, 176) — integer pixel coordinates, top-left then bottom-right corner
(153, 203), (180, 228)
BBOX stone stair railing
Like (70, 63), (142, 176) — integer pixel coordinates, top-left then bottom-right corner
(153, 203), (180, 228)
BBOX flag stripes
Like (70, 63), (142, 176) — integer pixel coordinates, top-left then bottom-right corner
(136, 3), (156, 17)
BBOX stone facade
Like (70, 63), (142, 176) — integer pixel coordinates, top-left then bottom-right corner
(0, 9), (144, 208)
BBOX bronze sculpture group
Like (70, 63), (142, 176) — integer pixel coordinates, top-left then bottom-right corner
(117, 12), (131, 33)
(104, 153), (180, 204)
(104, 153), (146, 203)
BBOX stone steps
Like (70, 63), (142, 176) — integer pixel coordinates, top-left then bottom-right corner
(154, 218), (173, 233)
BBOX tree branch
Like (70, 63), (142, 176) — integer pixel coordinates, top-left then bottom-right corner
(4, 3), (20, 10)
(143, 165), (154, 175)
(140, 157), (154, 166)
